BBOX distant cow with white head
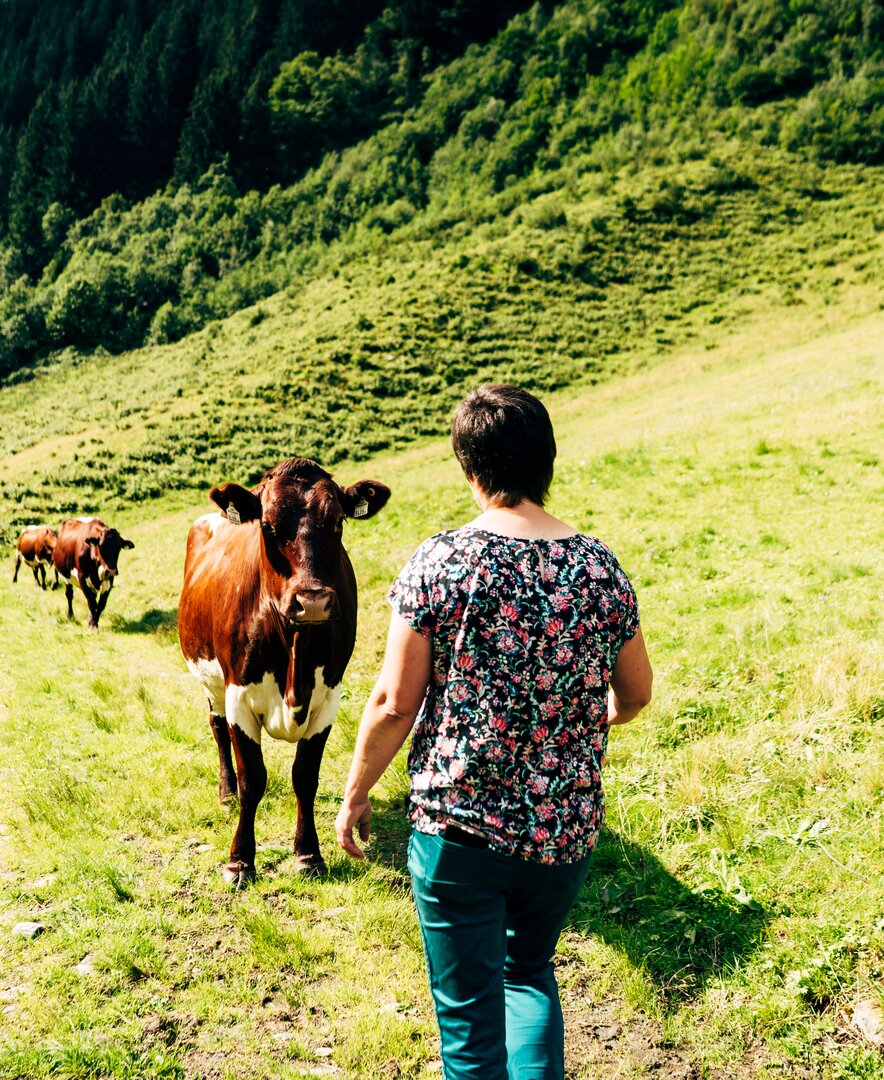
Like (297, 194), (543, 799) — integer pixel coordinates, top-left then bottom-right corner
(13, 526), (58, 590)
(178, 457), (390, 887)
(53, 518), (135, 629)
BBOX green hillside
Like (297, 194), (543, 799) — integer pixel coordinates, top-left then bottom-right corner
(1, 142), (881, 538)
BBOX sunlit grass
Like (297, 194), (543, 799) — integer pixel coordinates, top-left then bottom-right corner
(0, 291), (881, 1077)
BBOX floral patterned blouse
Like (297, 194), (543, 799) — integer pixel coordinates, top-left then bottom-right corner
(388, 525), (640, 865)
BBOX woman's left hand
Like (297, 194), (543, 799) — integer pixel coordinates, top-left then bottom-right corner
(335, 797), (373, 859)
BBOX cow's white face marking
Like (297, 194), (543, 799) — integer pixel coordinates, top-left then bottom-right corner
(194, 512), (225, 536)
(227, 666), (340, 745)
(185, 658), (226, 714)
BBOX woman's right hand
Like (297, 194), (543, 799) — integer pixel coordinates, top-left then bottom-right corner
(335, 796), (373, 859)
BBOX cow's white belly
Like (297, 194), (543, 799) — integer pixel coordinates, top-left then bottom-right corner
(227, 667), (340, 745)
(58, 567), (79, 585)
(185, 657), (226, 714)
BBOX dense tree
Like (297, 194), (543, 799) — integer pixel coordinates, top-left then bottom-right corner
(0, 0), (879, 373)
(0, 0), (535, 276)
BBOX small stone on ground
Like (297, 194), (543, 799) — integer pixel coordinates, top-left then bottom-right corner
(12, 921), (45, 939)
(852, 999), (884, 1045)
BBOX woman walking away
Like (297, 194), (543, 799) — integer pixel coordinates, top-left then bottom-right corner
(335, 384), (652, 1080)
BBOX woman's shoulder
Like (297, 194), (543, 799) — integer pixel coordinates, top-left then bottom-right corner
(424, 527), (491, 561)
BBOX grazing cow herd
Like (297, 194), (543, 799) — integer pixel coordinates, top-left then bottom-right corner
(14, 517), (135, 628)
(12, 457), (390, 885)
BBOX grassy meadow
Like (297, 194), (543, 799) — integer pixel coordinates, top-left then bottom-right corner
(0, 280), (881, 1078)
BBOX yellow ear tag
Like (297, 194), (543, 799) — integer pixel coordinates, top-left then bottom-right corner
(226, 504), (241, 525)
(354, 498), (369, 518)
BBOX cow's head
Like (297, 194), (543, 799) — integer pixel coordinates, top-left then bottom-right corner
(209, 457), (390, 626)
(85, 527), (135, 579)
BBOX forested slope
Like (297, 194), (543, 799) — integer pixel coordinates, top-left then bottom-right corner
(0, 0), (534, 267)
(0, 0), (880, 371)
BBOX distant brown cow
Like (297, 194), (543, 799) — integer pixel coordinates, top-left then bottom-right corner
(13, 526), (58, 590)
(178, 457), (390, 886)
(53, 517), (135, 629)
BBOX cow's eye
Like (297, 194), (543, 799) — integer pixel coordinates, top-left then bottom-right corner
(260, 521), (275, 539)
(334, 516), (344, 533)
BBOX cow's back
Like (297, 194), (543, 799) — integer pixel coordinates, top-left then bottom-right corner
(54, 518), (98, 576)
(18, 526), (54, 560)
(17, 529), (38, 561)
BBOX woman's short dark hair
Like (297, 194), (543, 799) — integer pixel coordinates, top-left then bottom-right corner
(451, 384), (556, 507)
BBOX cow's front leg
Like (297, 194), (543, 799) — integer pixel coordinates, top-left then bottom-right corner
(12, 554), (20, 583)
(225, 720), (267, 888)
(65, 583), (75, 619)
(38, 564), (47, 590)
(292, 727), (332, 876)
(85, 587), (101, 630)
(51, 566), (59, 590)
(91, 583), (112, 629)
(209, 711), (237, 803)
(32, 565), (41, 588)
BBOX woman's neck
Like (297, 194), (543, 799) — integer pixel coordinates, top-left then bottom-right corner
(468, 499), (579, 541)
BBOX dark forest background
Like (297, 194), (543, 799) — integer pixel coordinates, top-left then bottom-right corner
(0, 0), (881, 372)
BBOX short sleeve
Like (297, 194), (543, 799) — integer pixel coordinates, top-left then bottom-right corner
(388, 541), (437, 638)
(610, 556), (640, 646)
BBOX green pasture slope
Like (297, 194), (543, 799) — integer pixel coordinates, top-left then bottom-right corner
(0, 275), (882, 1078)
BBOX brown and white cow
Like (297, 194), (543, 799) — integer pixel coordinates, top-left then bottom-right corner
(13, 526), (58, 590)
(178, 457), (390, 887)
(53, 517), (135, 629)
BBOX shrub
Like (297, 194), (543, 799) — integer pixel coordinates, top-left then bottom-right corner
(780, 71), (884, 164)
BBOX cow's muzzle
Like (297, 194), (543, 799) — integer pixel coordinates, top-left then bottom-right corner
(292, 589), (335, 624)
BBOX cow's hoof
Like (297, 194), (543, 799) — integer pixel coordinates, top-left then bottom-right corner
(222, 864), (256, 890)
(219, 789), (237, 806)
(294, 855), (327, 878)
(87, 622), (98, 633)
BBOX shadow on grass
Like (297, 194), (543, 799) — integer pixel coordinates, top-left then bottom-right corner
(569, 829), (770, 1002)
(341, 790), (413, 887)
(108, 607), (178, 636)
(364, 798), (768, 1002)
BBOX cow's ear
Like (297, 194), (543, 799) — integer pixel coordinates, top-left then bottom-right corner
(121, 538), (135, 550)
(340, 480), (391, 520)
(210, 483), (262, 524)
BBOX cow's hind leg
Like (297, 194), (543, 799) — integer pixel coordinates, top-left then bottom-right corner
(37, 564), (46, 590)
(209, 712), (237, 803)
(225, 723), (267, 889)
(65, 583), (75, 619)
(292, 727), (332, 876)
(12, 554), (20, 583)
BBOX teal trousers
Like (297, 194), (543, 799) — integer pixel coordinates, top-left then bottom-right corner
(408, 829), (591, 1080)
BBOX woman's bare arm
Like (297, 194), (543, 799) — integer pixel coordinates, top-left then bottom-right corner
(335, 612), (432, 859)
(608, 627), (653, 726)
